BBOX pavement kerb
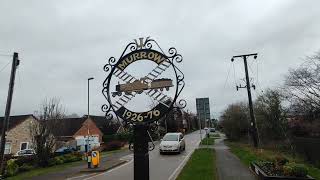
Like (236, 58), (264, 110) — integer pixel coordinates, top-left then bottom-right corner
(79, 160), (128, 173)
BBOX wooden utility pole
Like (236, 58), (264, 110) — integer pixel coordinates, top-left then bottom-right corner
(0, 52), (20, 176)
(231, 53), (259, 148)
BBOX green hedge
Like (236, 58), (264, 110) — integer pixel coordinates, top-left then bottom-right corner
(103, 132), (133, 143)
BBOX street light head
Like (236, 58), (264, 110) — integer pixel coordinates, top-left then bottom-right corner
(231, 58), (234, 62)
(88, 77), (94, 80)
(254, 55), (257, 59)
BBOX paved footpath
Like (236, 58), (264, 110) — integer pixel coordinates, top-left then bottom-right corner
(213, 134), (257, 180)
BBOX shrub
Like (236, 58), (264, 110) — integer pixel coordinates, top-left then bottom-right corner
(48, 156), (64, 166)
(6, 159), (19, 177)
(273, 155), (289, 166)
(63, 154), (81, 163)
(15, 155), (36, 166)
(103, 132), (133, 143)
(104, 141), (124, 151)
(18, 163), (34, 172)
(283, 162), (308, 177)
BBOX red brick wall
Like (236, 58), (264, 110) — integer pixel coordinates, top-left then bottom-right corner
(73, 118), (103, 142)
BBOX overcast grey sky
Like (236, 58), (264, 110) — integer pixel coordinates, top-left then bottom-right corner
(1, 0), (320, 118)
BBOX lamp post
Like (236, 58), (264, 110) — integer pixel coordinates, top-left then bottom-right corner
(87, 77), (94, 168)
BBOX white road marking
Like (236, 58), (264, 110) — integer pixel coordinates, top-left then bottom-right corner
(66, 173), (97, 180)
(120, 154), (133, 161)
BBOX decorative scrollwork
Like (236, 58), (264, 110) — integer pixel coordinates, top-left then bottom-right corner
(173, 54), (183, 63)
(129, 43), (138, 51)
(168, 47), (177, 57)
(103, 57), (117, 76)
(149, 123), (158, 132)
(174, 99), (187, 109)
(101, 104), (110, 112)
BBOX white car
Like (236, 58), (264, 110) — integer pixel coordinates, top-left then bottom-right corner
(15, 149), (36, 157)
(159, 132), (185, 154)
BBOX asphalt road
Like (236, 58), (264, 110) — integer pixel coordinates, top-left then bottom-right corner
(82, 130), (203, 180)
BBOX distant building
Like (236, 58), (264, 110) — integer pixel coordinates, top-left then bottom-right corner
(196, 98), (211, 128)
(0, 114), (38, 155)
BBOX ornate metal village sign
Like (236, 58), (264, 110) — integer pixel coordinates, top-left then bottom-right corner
(102, 37), (184, 180)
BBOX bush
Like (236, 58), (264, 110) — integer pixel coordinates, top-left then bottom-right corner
(273, 155), (289, 166)
(6, 159), (19, 177)
(283, 162), (308, 177)
(49, 153), (82, 166)
(48, 156), (63, 166)
(18, 163), (34, 172)
(103, 132), (133, 143)
(104, 141), (124, 151)
(15, 155), (36, 166)
(63, 154), (82, 163)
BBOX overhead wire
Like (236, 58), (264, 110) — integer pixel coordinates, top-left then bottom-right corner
(0, 61), (11, 73)
(223, 62), (232, 90)
(232, 62), (237, 88)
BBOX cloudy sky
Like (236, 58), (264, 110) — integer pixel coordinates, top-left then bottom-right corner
(1, 0), (320, 118)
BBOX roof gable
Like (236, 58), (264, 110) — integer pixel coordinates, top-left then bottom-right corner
(0, 114), (35, 132)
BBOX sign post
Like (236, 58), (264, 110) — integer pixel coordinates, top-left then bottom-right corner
(102, 37), (185, 180)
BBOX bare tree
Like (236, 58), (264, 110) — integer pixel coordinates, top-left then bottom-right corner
(220, 102), (249, 141)
(30, 98), (65, 167)
(283, 52), (320, 119)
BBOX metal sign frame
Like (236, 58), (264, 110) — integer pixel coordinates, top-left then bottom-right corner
(102, 37), (185, 125)
(102, 37), (185, 180)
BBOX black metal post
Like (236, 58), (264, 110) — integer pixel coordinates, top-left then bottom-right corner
(0, 52), (19, 176)
(133, 124), (149, 180)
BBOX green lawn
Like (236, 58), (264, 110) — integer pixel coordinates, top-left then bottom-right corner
(226, 141), (320, 180)
(210, 133), (220, 138)
(200, 137), (215, 145)
(177, 148), (217, 180)
(6, 160), (84, 180)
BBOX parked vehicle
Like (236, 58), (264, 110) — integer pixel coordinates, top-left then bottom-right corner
(54, 146), (76, 156)
(15, 149), (36, 157)
(209, 128), (215, 132)
(159, 132), (185, 154)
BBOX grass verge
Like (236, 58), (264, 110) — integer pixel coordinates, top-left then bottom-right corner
(200, 137), (215, 145)
(6, 160), (84, 180)
(226, 141), (320, 180)
(177, 148), (217, 180)
(7, 149), (128, 180)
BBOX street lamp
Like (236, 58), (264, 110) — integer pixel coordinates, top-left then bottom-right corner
(87, 77), (94, 168)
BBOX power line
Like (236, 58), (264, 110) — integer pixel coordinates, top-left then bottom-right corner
(0, 54), (12, 57)
(223, 62), (232, 89)
(232, 62), (237, 87)
(0, 61), (11, 73)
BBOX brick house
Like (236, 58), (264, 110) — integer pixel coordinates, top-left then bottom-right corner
(53, 116), (105, 151)
(0, 114), (38, 155)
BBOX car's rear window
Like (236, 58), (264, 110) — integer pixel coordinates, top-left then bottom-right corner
(163, 134), (178, 141)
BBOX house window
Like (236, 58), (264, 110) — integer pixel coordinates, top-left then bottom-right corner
(20, 142), (29, 150)
(4, 143), (11, 154)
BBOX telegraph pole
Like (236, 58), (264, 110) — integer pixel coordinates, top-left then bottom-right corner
(231, 53), (259, 148)
(0, 52), (20, 176)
